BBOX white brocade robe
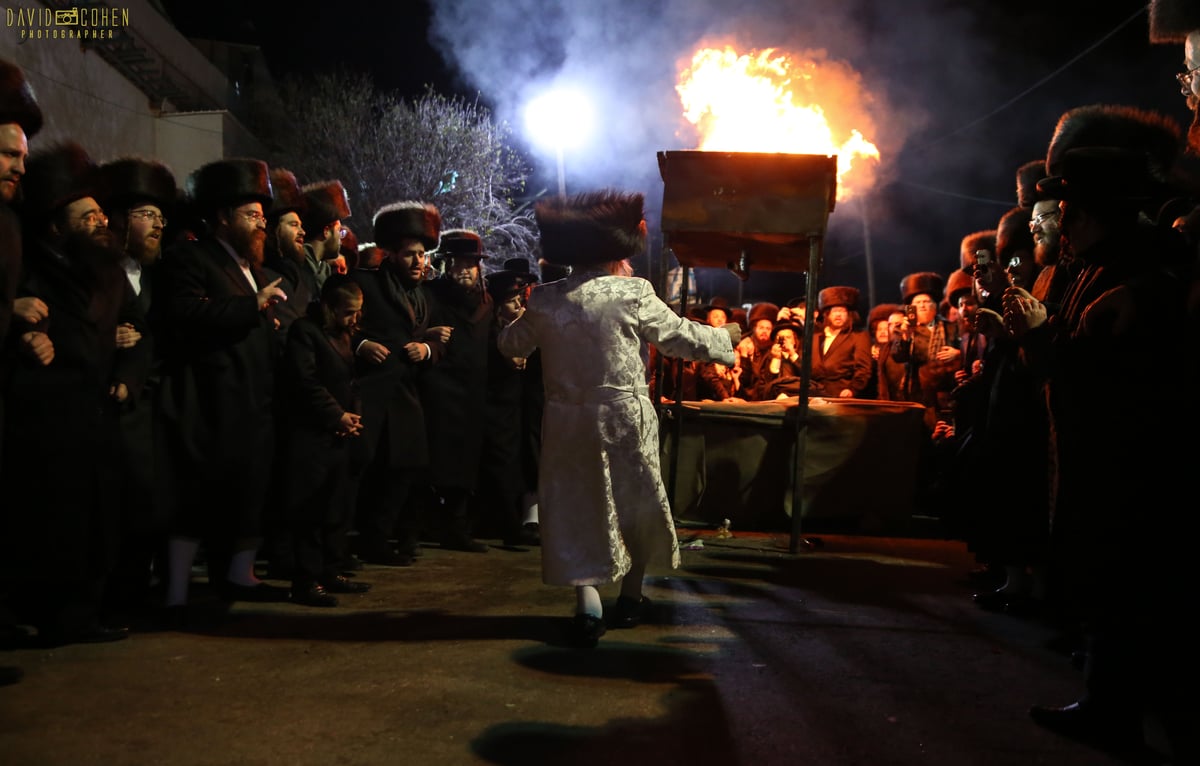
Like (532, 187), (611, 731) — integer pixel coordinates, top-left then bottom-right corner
(497, 271), (735, 586)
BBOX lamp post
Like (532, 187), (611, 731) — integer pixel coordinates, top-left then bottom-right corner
(525, 88), (592, 200)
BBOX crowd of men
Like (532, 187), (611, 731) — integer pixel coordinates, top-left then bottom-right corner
(3, 0), (1200, 754)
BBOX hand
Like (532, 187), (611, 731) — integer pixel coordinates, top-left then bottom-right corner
(1000, 287), (1045, 337)
(115, 322), (142, 349)
(335, 411), (363, 437)
(838, 388), (853, 398)
(13, 296), (49, 324)
(20, 331), (54, 365)
(974, 308), (1006, 339)
(403, 341), (427, 362)
(109, 382), (129, 403)
(256, 277), (287, 311)
(357, 339), (390, 364)
(770, 342), (783, 360)
(935, 345), (961, 363)
(427, 325), (453, 343)
(331, 255), (348, 275)
(736, 336), (755, 357)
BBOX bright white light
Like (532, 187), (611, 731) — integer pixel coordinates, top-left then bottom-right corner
(524, 88), (593, 152)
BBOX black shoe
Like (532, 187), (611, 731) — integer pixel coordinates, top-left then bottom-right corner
(319, 575), (370, 594)
(219, 581), (290, 603)
(0, 666), (22, 686)
(565, 614), (606, 648)
(39, 623), (129, 648)
(608, 595), (651, 629)
(1029, 701), (1144, 753)
(972, 588), (1016, 612)
(520, 522), (540, 546)
(290, 584), (338, 608)
(442, 535), (489, 553)
(339, 554), (365, 572)
(359, 546), (414, 567)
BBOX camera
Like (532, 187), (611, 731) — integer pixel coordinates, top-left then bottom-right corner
(975, 249), (992, 267)
(904, 304), (917, 322)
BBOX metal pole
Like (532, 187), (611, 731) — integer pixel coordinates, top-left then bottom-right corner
(789, 235), (822, 554)
(860, 195), (876, 312)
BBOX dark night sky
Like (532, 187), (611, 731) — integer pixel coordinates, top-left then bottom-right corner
(160, 0), (1188, 308)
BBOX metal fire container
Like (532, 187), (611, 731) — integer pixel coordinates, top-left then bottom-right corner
(656, 151), (838, 275)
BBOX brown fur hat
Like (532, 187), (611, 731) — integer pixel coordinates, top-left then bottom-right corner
(996, 206), (1034, 262)
(98, 157), (177, 213)
(747, 301), (779, 327)
(187, 158), (273, 217)
(1045, 105), (1182, 181)
(535, 189), (646, 266)
(944, 269), (974, 309)
(867, 302), (901, 330)
(900, 271), (945, 304)
(1016, 160), (1047, 208)
(0, 58), (42, 139)
(1149, 0), (1200, 43)
(959, 229), (997, 270)
(301, 180), (351, 233)
(372, 201), (441, 251)
(21, 141), (98, 218)
(437, 228), (490, 263)
(267, 168), (305, 219)
(817, 285), (860, 312)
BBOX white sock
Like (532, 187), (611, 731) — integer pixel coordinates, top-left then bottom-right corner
(619, 561), (647, 601)
(226, 549), (262, 588)
(165, 538), (200, 607)
(521, 492), (539, 525)
(997, 564), (1030, 595)
(575, 585), (602, 618)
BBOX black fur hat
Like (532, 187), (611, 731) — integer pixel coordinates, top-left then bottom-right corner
(437, 228), (490, 262)
(900, 271), (945, 304)
(21, 141), (98, 218)
(1016, 160), (1047, 208)
(1038, 147), (1157, 204)
(372, 201), (441, 251)
(1149, 0), (1200, 43)
(867, 302), (901, 330)
(98, 157), (177, 214)
(959, 230), (997, 270)
(301, 179), (351, 232)
(268, 168), (305, 219)
(996, 206), (1034, 262)
(747, 301), (779, 326)
(817, 286), (860, 312)
(1045, 105), (1182, 180)
(186, 158), (273, 217)
(944, 269), (974, 309)
(0, 58), (42, 139)
(535, 189), (646, 266)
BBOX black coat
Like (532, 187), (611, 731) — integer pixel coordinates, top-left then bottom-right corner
(809, 328), (873, 397)
(2, 237), (149, 579)
(153, 237), (278, 538)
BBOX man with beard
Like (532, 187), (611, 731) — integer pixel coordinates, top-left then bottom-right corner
(2, 141), (149, 646)
(421, 229), (493, 553)
(154, 158), (289, 619)
(262, 168), (311, 340)
(0, 55), (40, 684)
(349, 201), (448, 565)
(301, 179), (351, 294)
(808, 285), (872, 398)
(730, 301), (777, 401)
(1017, 160), (1069, 314)
(95, 156), (177, 618)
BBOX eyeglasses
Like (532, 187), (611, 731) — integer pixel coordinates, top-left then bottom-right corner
(1177, 64), (1200, 90)
(78, 210), (107, 227)
(128, 209), (167, 227)
(1006, 256), (1023, 269)
(1028, 210), (1059, 230)
(237, 210), (267, 225)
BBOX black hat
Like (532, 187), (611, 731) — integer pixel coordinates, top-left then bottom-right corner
(373, 201), (441, 251)
(770, 321), (802, 342)
(98, 157), (176, 214)
(487, 257), (539, 299)
(996, 206), (1034, 263)
(302, 179), (351, 232)
(1016, 160), (1047, 208)
(535, 189), (646, 266)
(1045, 105), (1181, 181)
(267, 168), (305, 219)
(537, 257), (571, 282)
(437, 228), (490, 263)
(817, 286), (859, 312)
(0, 58), (42, 139)
(1149, 0), (1200, 43)
(186, 158), (273, 216)
(699, 295), (733, 321)
(900, 271), (945, 304)
(1037, 147), (1156, 204)
(21, 141), (98, 217)
(960, 230), (996, 270)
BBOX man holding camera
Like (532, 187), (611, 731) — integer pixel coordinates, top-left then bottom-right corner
(892, 271), (961, 429)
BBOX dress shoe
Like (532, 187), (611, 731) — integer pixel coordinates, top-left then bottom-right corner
(608, 595), (651, 629)
(290, 583), (338, 608)
(565, 613), (606, 648)
(519, 522), (540, 546)
(319, 575), (370, 594)
(219, 581), (290, 603)
(339, 554), (365, 572)
(442, 535), (489, 553)
(1029, 701), (1144, 753)
(39, 623), (129, 648)
(359, 546), (414, 567)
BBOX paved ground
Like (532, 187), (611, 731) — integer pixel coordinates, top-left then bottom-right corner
(0, 528), (1175, 765)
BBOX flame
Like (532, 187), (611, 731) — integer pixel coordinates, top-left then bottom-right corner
(677, 46), (880, 200)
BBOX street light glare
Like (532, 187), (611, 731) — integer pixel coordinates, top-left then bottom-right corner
(525, 88), (593, 151)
